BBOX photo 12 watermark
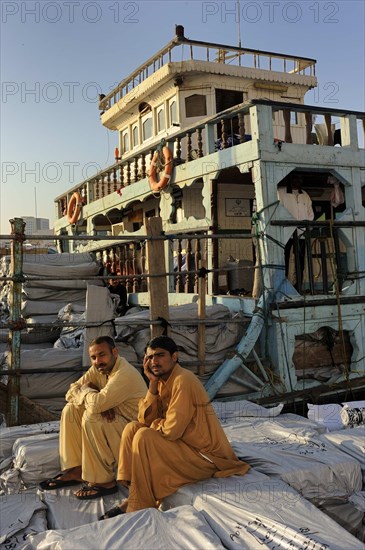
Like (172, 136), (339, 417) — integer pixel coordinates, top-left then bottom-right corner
(1, 81), (105, 104)
(201, 1), (340, 24)
(1, 1), (140, 24)
(2, 161), (103, 184)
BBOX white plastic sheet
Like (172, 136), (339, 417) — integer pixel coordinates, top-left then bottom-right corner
(162, 470), (363, 549)
(0, 493), (47, 546)
(12, 433), (60, 488)
(41, 485), (128, 530)
(213, 399), (284, 422)
(221, 414), (362, 501)
(1, 349), (82, 399)
(24, 505), (225, 550)
(115, 303), (244, 363)
(0, 421), (59, 466)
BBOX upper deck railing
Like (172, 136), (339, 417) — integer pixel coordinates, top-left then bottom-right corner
(98, 25), (316, 112)
(54, 100), (365, 221)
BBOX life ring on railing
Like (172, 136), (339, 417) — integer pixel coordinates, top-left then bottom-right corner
(67, 191), (82, 224)
(149, 146), (173, 192)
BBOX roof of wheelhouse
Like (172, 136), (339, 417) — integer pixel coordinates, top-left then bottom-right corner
(98, 24), (317, 123)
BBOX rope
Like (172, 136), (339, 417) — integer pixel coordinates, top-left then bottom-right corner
(328, 207), (350, 384)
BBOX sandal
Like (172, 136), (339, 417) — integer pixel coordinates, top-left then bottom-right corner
(39, 475), (81, 491)
(99, 506), (125, 520)
(75, 484), (118, 500)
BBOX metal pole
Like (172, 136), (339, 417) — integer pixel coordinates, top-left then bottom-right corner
(7, 218), (26, 426)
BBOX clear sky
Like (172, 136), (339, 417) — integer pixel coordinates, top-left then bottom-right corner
(1, 0), (364, 235)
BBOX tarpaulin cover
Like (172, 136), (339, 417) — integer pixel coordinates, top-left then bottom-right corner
(12, 433), (60, 488)
(221, 414), (362, 501)
(115, 303), (245, 364)
(24, 505), (225, 550)
(0, 493), (47, 546)
(0, 421), (59, 466)
(0, 349), (82, 399)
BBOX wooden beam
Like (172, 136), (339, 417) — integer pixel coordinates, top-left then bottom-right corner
(145, 217), (169, 338)
(197, 261), (206, 376)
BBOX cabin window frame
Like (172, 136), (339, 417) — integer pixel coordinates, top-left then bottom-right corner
(156, 104), (166, 134)
(185, 93), (207, 118)
(168, 96), (178, 127)
(132, 124), (139, 148)
(121, 128), (130, 154)
(141, 111), (153, 142)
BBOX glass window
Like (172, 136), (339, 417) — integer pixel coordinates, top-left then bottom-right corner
(157, 107), (165, 133)
(169, 99), (177, 126)
(290, 111), (298, 125)
(185, 94), (207, 117)
(122, 131), (129, 153)
(142, 116), (153, 140)
(132, 125), (139, 148)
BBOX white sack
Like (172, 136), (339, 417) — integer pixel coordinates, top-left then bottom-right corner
(22, 288), (88, 301)
(24, 505), (225, 550)
(307, 403), (345, 432)
(83, 285), (115, 366)
(22, 262), (100, 278)
(20, 253), (95, 266)
(320, 425), (365, 483)
(115, 304), (244, 362)
(192, 474), (363, 549)
(213, 399), (284, 422)
(22, 299), (85, 316)
(0, 421), (59, 465)
(0, 493), (47, 545)
(41, 485), (127, 530)
(222, 414), (362, 502)
(1, 349), (82, 399)
(12, 433), (60, 487)
(23, 279), (99, 290)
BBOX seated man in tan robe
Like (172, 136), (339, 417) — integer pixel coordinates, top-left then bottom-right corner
(39, 335), (146, 499)
(100, 335), (250, 518)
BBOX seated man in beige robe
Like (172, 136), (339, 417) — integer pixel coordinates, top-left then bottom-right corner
(39, 335), (146, 499)
(100, 335), (250, 518)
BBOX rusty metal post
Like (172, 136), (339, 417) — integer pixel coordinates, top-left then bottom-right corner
(7, 218), (26, 426)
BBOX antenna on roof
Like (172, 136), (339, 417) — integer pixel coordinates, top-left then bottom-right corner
(237, 1), (241, 48)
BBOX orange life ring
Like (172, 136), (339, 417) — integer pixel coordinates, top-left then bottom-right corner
(149, 146), (173, 192)
(67, 191), (82, 224)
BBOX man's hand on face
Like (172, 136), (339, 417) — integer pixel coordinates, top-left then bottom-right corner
(143, 354), (160, 382)
(101, 408), (115, 422)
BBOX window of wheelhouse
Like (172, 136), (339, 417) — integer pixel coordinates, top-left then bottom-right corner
(139, 102), (153, 142)
(168, 97), (178, 127)
(132, 125), (139, 148)
(122, 129), (130, 154)
(185, 94), (207, 117)
(215, 89), (244, 139)
(156, 105), (165, 133)
(290, 111), (299, 125)
(142, 115), (152, 141)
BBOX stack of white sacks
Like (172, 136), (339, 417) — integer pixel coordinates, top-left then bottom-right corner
(0, 401), (364, 549)
(0, 253), (103, 415)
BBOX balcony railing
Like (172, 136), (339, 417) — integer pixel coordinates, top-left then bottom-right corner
(55, 100), (365, 221)
(99, 29), (316, 113)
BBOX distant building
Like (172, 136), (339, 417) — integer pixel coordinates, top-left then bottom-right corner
(21, 216), (51, 235)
